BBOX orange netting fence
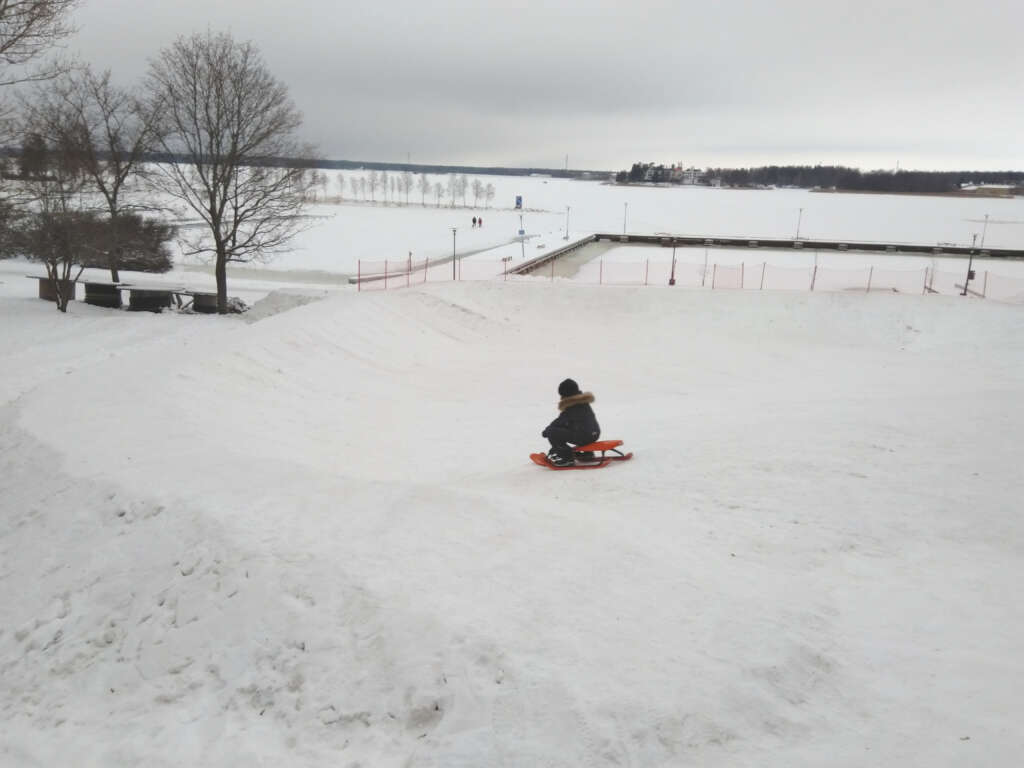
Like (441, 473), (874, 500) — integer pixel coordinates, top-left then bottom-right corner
(356, 257), (1023, 304)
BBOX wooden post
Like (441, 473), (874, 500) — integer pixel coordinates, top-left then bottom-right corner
(384, 260), (389, 289)
(357, 260), (361, 292)
(741, 262), (745, 289)
(810, 264), (817, 291)
(644, 259), (649, 286)
(424, 257), (429, 283)
(983, 270), (988, 297)
(760, 261), (766, 290)
(599, 259), (603, 285)
(551, 258), (555, 282)
(922, 267), (928, 295)
(407, 253), (411, 288)
(712, 263), (717, 289)
(866, 266), (873, 293)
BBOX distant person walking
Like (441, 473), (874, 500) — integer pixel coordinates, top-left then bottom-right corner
(472, 216), (477, 227)
(478, 216), (483, 227)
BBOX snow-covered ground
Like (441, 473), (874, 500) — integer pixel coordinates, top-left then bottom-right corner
(2, 183), (1024, 766)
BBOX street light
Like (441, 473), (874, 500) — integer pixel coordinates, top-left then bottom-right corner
(669, 243), (677, 285)
(795, 207), (803, 239)
(519, 213), (525, 261)
(962, 232), (979, 296)
(451, 227), (457, 280)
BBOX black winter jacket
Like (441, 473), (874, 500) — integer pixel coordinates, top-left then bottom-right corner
(543, 392), (600, 441)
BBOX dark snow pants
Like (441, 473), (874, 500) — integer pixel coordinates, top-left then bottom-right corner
(545, 426), (600, 457)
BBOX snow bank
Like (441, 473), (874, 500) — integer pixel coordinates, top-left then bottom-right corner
(2, 278), (1022, 766)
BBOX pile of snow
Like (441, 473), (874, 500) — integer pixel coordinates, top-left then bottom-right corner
(2, 277), (1022, 766)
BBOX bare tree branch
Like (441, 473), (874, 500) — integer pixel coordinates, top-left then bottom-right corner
(0, 0), (79, 86)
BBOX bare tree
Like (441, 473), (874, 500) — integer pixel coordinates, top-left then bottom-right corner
(349, 175), (360, 200)
(401, 170), (412, 205)
(417, 172), (429, 206)
(448, 173), (456, 207)
(145, 31), (313, 312)
(12, 133), (93, 311)
(0, 0), (79, 87)
(304, 169), (322, 201)
(485, 182), (495, 208)
(368, 170), (378, 202)
(23, 66), (161, 281)
(471, 178), (484, 208)
(336, 171), (344, 201)
(433, 180), (442, 207)
(459, 174), (469, 207)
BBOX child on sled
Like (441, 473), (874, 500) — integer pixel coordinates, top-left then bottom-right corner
(541, 378), (600, 466)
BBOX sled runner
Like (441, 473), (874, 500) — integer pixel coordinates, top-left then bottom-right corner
(529, 440), (633, 471)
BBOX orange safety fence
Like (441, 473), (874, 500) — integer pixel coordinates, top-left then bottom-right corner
(356, 255), (1024, 305)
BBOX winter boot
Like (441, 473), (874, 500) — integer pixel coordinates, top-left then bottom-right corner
(574, 451), (596, 462)
(547, 449), (575, 467)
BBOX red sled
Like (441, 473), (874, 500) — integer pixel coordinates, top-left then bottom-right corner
(530, 440), (633, 470)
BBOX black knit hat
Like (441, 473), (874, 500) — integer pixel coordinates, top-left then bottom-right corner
(558, 378), (580, 397)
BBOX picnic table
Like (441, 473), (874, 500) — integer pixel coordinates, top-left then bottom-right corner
(81, 280), (123, 308)
(121, 283), (185, 312)
(26, 275), (224, 314)
(26, 275), (76, 302)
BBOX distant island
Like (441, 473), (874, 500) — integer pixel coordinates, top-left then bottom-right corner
(613, 162), (1024, 196)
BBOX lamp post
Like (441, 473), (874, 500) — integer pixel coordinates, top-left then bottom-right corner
(962, 232), (978, 296)
(519, 213), (525, 261)
(669, 243), (677, 286)
(980, 212), (989, 248)
(451, 227), (457, 280)
(795, 207), (803, 239)
(564, 206), (570, 240)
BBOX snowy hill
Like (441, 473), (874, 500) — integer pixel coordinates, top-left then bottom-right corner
(2, 279), (1023, 766)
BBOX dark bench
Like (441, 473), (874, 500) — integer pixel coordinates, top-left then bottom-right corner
(26, 275), (76, 302)
(174, 290), (218, 313)
(124, 285), (182, 312)
(82, 281), (124, 308)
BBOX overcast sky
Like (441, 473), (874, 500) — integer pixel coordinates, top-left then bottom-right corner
(67, 0), (1023, 171)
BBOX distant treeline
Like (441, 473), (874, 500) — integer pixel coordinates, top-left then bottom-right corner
(0, 146), (605, 180)
(710, 165), (1024, 194)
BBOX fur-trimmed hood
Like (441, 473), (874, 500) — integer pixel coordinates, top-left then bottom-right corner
(558, 392), (595, 412)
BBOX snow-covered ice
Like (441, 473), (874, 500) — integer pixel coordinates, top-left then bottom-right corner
(2, 183), (1024, 766)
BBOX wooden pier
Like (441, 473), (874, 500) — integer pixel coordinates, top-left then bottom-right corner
(509, 233), (1024, 276)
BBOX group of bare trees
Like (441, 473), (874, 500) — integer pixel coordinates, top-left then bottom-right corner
(1, 2), (315, 313)
(332, 171), (496, 209)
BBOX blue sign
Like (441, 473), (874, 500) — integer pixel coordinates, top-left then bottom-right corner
(515, 195), (522, 209)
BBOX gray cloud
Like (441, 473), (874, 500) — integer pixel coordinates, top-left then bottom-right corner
(68, 0), (1024, 170)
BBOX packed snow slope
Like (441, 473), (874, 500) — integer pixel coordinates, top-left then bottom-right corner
(2, 280), (1023, 767)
